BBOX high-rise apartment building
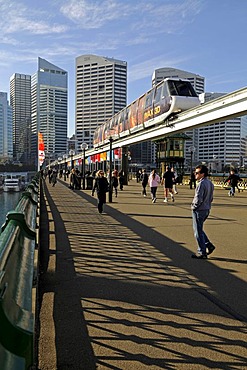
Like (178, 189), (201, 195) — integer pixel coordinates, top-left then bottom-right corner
(152, 67), (205, 166)
(75, 54), (127, 150)
(10, 73), (31, 164)
(31, 57), (68, 165)
(0, 92), (13, 161)
(198, 93), (247, 170)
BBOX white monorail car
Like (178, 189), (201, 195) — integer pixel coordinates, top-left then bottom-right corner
(93, 78), (200, 148)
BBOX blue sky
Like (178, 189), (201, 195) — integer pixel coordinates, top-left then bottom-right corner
(0, 0), (247, 136)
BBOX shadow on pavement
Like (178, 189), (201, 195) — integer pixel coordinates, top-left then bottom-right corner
(38, 180), (247, 370)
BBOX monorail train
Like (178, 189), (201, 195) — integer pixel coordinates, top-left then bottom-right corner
(93, 77), (200, 148)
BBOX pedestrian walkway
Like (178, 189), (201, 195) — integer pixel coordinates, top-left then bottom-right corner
(38, 179), (247, 370)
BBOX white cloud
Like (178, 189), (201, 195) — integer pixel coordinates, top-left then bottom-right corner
(60, 0), (133, 29)
(128, 54), (192, 83)
(0, 0), (68, 35)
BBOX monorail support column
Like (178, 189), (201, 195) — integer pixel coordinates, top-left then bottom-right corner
(121, 146), (129, 185)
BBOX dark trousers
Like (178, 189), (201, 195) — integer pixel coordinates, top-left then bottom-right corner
(97, 193), (106, 213)
(150, 187), (157, 200)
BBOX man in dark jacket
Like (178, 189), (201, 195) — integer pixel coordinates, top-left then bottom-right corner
(224, 169), (242, 196)
(140, 169), (148, 196)
(92, 170), (109, 213)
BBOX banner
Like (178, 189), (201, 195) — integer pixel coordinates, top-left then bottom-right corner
(38, 132), (45, 167)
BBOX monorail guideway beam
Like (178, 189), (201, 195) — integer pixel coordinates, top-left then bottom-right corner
(49, 86), (247, 168)
(112, 86), (247, 148)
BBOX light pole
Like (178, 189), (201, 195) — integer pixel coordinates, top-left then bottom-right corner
(63, 154), (67, 180)
(46, 152), (50, 168)
(69, 149), (75, 169)
(188, 145), (196, 189)
(80, 143), (88, 190)
(108, 136), (113, 203)
(58, 157), (62, 177)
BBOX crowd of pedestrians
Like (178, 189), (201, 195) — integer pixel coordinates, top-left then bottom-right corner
(40, 164), (245, 259)
(140, 166), (179, 204)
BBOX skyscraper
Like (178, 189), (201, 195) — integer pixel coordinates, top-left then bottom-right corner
(75, 54), (127, 150)
(31, 57), (68, 165)
(10, 73), (31, 164)
(0, 92), (13, 161)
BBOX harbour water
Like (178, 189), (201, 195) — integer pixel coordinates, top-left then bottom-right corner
(0, 191), (22, 227)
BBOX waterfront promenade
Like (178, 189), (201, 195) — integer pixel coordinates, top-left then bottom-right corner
(38, 178), (247, 370)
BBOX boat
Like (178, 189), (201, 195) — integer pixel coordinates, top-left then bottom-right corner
(3, 178), (22, 192)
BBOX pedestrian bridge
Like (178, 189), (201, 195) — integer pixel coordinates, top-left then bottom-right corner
(1, 176), (247, 369)
(38, 178), (247, 369)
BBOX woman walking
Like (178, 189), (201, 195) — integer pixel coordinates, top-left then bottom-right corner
(148, 169), (160, 203)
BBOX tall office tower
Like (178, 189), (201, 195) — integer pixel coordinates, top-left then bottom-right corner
(10, 73), (31, 164)
(152, 67), (205, 165)
(75, 54), (127, 150)
(198, 92), (247, 170)
(31, 57), (68, 165)
(0, 92), (13, 161)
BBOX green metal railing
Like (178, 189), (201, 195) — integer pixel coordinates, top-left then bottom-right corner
(0, 173), (40, 370)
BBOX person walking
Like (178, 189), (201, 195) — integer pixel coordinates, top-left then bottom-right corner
(118, 170), (124, 191)
(162, 166), (175, 202)
(92, 170), (109, 213)
(148, 169), (160, 203)
(191, 165), (215, 259)
(69, 168), (76, 190)
(111, 170), (119, 197)
(224, 169), (242, 196)
(140, 169), (148, 196)
(171, 167), (178, 194)
(48, 168), (52, 184)
(51, 169), (57, 187)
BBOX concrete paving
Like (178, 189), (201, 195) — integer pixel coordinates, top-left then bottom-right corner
(37, 178), (247, 370)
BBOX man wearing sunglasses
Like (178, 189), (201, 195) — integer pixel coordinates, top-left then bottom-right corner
(191, 165), (215, 259)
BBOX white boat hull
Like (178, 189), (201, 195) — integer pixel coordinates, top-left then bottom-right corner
(3, 179), (22, 192)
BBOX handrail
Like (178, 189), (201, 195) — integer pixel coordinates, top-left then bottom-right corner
(0, 172), (40, 370)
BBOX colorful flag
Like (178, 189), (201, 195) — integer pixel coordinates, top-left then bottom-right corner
(38, 132), (45, 167)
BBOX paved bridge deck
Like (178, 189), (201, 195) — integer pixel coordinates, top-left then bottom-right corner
(37, 179), (247, 370)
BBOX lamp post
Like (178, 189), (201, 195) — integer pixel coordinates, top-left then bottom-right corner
(58, 157), (62, 178)
(108, 136), (113, 203)
(63, 154), (67, 180)
(188, 145), (196, 189)
(80, 143), (88, 190)
(69, 149), (75, 169)
(46, 152), (50, 169)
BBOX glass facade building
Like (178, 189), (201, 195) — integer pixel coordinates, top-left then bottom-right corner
(31, 57), (68, 165)
(0, 92), (13, 161)
(10, 73), (31, 164)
